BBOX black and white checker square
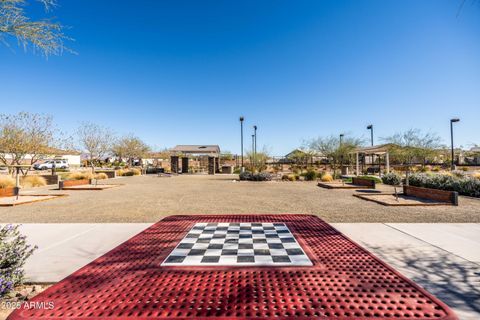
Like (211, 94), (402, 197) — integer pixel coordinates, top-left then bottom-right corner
(162, 222), (312, 266)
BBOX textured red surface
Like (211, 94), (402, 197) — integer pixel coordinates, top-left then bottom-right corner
(9, 214), (457, 320)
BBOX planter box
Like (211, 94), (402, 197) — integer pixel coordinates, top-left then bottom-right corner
(403, 185), (458, 206)
(59, 179), (91, 190)
(0, 187), (18, 198)
(95, 170), (116, 179)
(352, 177), (376, 189)
(39, 174), (60, 185)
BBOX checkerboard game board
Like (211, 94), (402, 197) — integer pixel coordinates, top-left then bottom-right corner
(162, 222), (312, 266)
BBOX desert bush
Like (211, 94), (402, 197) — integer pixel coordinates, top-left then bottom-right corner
(0, 176), (15, 189)
(408, 173), (480, 197)
(21, 176), (47, 188)
(66, 172), (94, 180)
(123, 171), (135, 176)
(451, 170), (466, 178)
(239, 172), (272, 181)
(357, 175), (382, 184)
(131, 168), (141, 176)
(95, 173), (108, 180)
(473, 172), (480, 180)
(282, 174), (299, 181)
(0, 224), (37, 297)
(116, 169), (125, 176)
(382, 172), (402, 185)
(320, 173), (333, 182)
(431, 166), (440, 172)
(461, 166), (469, 172)
(304, 170), (317, 181)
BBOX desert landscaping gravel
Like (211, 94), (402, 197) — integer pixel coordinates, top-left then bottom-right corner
(0, 175), (479, 223)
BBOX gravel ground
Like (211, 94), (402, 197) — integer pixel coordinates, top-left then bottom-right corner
(0, 174), (479, 223)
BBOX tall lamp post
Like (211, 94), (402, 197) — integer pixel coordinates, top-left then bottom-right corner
(450, 118), (460, 171)
(367, 124), (374, 170)
(253, 125), (257, 162)
(251, 134), (255, 169)
(239, 116), (244, 172)
(339, 134), (344, 177)
(367, 125), (374, 146)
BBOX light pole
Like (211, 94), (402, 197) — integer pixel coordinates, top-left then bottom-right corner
(253, 125), (257, 162)
(239, 116), (244, 172)
(450, 118), (460, 171)
(367, 125), (374, 146)
(251, 134), (255, 169)
(367, 124), (374, 169)
(339, 134), (344, 177)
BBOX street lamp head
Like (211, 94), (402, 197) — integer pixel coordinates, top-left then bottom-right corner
(239, 116), (244, 122)
(253, 125), (257, 130)
(339, 134), (344, 138)
(450, 118), (460, 123)
(367, 125), (373, 130)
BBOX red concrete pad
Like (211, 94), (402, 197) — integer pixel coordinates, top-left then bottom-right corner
(8, 214), (457, 320)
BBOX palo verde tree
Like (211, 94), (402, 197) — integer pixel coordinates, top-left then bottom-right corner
(309, 134), (362, 178)
(0, 112), (61, 174)
(382, 129), (443, 185)
(76, 122), (114, 173)
(111, 135), (150, 167)
(0, 0), (70, 56)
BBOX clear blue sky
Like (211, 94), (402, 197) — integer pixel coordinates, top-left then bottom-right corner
(1, 0), (479, 155)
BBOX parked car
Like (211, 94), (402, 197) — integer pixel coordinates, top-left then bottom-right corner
(34, 159), (69, 170)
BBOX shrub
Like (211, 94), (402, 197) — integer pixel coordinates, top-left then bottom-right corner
(408, 173), (480, 197)
(320, 173), (333, 182)
(239, 171), (272, 181)
(0, 224), (37, 297)
(21, 176), (47, 188)
(282, 174), (298, 181)
(123, 171), (135, 176)
(131, 168), (141, 176)
(357, 175), (382, 184)
(0, 176), (15, 189)
(116, 169), (125, 176)
(451, 170), (466, 178)
(461, 166), (469, 172)
(67, 172), (94, 180)
(382, 172), (402, 185)
(431, 166), (440, 172)
(95, 173), (108, 180)
(473, 172), (480, 180)
(304, 170), (317, 181)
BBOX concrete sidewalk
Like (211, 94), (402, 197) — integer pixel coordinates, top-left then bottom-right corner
(17, 223), (480, 320)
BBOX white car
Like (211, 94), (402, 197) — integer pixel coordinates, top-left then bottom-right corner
(34, 159), (69, 170)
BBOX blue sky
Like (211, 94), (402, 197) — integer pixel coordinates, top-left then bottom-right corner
(1, 0), (479, 155)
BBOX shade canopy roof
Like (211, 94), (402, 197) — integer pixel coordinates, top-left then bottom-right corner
(170, 145), (221, 155)
(352, 143), (396, 155)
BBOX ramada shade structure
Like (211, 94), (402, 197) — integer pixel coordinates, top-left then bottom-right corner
(169, 145), (221, 174)
(351, 143), (393, 175)
(170, 145), (220, 156)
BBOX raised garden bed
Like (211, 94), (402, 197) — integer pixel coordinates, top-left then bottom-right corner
(0, 186), (18, 197)
(0, 194), (67, 207)
(353, 185), (458, 206)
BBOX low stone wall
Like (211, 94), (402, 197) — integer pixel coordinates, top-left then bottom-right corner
(0, 187), (17, 197)
(352, 177), (376, 189)
(95, 170), (116, 179)
(403, 185), (458, 206)
(59, 179), (91, 190)
(39, 174), (60, 185)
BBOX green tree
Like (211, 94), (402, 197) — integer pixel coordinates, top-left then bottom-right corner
(76, 122), (114, 173)
(112, 135), (151, 167)
(0, 112), (61, 174)
(309, 135), (362, 178)
(382, 129), (442, 185)
(0, 0), (70, 56)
